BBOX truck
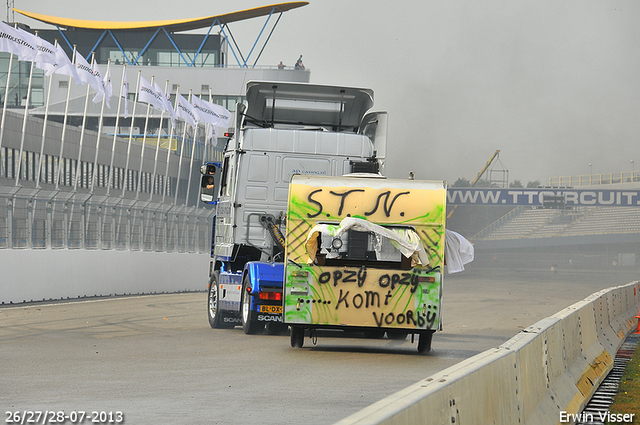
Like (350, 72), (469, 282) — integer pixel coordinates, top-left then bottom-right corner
(283, 174), (446, 353)
(201, 81), (388, 334)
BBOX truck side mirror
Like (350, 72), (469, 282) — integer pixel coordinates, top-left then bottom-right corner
(200, 164), (217, 175)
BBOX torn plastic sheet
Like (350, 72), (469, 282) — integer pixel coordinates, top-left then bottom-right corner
(304, 217), (430, 267)
(444, 229), (474, 273)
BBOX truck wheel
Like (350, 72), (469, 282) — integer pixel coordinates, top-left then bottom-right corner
(241, 275), (264, 335)
(266, 322), (287, 335)
(207, 271), (223, 328)
(290, 326), (304, 348)
(386, 331), (409, 340)
(363, 329), (385, 339)
(418, 331), (434, 353)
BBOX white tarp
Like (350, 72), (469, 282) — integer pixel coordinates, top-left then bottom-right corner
(304, 217), (474, 274)
(444, 229), (474, 273)
(305, 217), (430, 267)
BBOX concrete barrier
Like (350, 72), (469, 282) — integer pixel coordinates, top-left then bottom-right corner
(1, 249), (209, 304)
(336, 281), (640, 425)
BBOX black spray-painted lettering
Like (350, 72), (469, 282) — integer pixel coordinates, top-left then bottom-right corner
(357, 267), (367, 287)
(343, 270), (356, 284)
(319, 266), (367, 287)
(335, 289), (379, 310)
(364, 191), (410, 217)
(306, 188), (410, 218)
(329, 189), (365, 215)
(371, 310), (428, 328)
(364, 291), (380, 308)
(328, 288), (437, 328)
(337, 289), (350, 308)
(333, 270), (343, 287)
(307, 189), (324, 218)
(318, 272), (331, 285)
(378, 272), (420, 293)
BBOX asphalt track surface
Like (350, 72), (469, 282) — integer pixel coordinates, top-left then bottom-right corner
(1, 265), (638, 425)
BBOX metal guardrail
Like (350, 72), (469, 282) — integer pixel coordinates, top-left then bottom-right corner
(550, 172), (640, 187)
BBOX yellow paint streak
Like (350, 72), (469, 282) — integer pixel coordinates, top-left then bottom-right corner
(562, 391), (586, 424)
(576, 350), (613, 397)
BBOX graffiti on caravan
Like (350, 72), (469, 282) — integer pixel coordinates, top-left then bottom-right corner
(447, 188), (640, 207)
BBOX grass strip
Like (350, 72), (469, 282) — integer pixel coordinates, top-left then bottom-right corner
(608, 336), (640, 424)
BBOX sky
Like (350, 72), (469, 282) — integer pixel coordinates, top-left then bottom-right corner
(10, 0), (640, 185)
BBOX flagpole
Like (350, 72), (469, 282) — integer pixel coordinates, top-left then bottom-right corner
(196, 92), (213, 213)
(90, 58), (110, 193)
(14, 53), (36, 186)
(148, 79), (169, 201)
(135, 75), (154, 200)
(174, 90), (191, 207)
(201, 91), (211, 170)
(121, 69), (141, 198)
(35, 39), (58, 188)
(161, 85), (179, 204)
(73, 54), (94, 192)
(0, 51), (14, 175)
(55, 45), (76, 190)
(106, 63), (126, 197)
(207, 87), (221, 163)
(184, 95), (199, 208)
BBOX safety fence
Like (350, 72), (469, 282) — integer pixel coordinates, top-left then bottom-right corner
(550, 171), (640, 187)
(0, 193), (214, 253)
(337, 280), (640, 425)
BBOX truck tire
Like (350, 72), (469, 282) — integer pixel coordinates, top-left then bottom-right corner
(386, 331), (409, 340)
(207, 271), (223, 328)
(266, 322), (287, 335)
(241, 275), (264, 335)
(363, 329), (385, 339)
(290, 326), (304, 348)
(418, 331), (434, 353)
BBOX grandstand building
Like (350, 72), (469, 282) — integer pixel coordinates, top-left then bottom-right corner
(0, 3), (310, 303)
(461, 177), (640, 270)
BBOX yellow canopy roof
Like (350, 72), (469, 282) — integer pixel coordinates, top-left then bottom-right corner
(13, 2), (308, 32)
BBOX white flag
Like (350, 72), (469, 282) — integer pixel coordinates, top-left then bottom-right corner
(121, 71), (129, 118)
(153, 81), (176, 127)
(44, 43), (78, 80)
(191, 96), (231, 128)
(14, 28), (58, 75)
(206, 123), (218, 142)
(0, 21), (37, 61)
(75, 53), (103, 94)
(138, 76), (166, 110)
(102, 66), (112, 109)
(175, 93), (198, 128)
(90, 62), (110, 108)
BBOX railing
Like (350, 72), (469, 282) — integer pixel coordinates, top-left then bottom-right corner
(0, 192), (214, 253)
(471, 205), (523, 240)
(549, 171), (639, 187)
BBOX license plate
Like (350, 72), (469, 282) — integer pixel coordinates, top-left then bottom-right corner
(259, 305), (282, 314)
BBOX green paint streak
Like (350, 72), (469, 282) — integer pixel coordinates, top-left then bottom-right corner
(309, 281), (338, 323)
(389, 284), (413, 313)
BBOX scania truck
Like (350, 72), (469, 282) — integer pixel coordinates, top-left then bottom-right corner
(201, 81), (388, 334)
